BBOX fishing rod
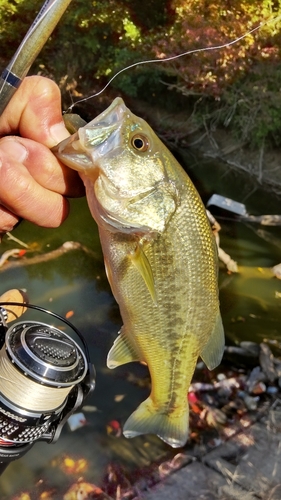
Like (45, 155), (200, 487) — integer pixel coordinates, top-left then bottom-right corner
(0, 0), (72, 115)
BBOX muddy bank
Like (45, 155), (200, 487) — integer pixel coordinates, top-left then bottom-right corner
(189, 128), (281, 195)
(131, 99), (281, 194)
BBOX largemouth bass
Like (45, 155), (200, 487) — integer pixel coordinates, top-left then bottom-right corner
(53, 98), (224, 448)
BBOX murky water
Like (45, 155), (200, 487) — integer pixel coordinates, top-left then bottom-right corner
(183, 150), (281, 348)
(0, 153), (281, 497)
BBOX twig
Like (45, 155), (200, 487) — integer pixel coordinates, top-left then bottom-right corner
(0, 241), (98, 272)
(5, 232), (29, 248)
(258, 139), (265, 183)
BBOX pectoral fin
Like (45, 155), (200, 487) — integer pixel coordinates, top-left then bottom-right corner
(104, 258), (119, 303)
(200, 313), (225, 370)
(107, 328), (141, 368)
(129, 244), (157, 304)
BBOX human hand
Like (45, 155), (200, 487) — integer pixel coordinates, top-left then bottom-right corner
(0, 75), (84, 233)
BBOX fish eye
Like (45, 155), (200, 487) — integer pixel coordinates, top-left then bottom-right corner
(131, 134), (149, 152)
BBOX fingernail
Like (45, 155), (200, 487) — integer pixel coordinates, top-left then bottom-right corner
(0, 139), (28, 162)
(50, 122), (70, 145)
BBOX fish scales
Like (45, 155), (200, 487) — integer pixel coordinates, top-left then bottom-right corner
(53, 97), (224, 448)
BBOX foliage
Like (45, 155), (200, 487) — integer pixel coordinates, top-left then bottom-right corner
(147, 0), (281, 148)
(203, 61), (281, 148)
(0, 0), (281, 148)
(154, 0), (281, 95)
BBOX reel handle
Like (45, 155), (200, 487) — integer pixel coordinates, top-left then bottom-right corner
(0, 289), (28, 323)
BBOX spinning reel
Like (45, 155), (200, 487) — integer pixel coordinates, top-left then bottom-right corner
(0, 289), (95, 465)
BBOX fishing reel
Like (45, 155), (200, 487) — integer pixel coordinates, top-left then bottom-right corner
(0, 292), (95, 464)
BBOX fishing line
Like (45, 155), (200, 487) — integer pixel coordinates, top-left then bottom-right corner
(65, 14), (281, 112)
(0, 348), (73, 412)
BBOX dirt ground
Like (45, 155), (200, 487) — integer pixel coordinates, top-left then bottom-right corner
(140, 402), (281, 500)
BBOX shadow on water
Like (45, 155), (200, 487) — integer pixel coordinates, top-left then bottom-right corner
(0, 155), (280, 497)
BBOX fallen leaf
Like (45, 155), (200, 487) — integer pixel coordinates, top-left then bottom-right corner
(56, 456), (88, 475)
(13, 494), (31, 500)
(65, 310), (74, 319)
(106, 420), (122, 437)
(63, 481), (103, 500)
(39, 491), (54, 500)
(83, 405), (99, 412)
(114, 394), (125, 402)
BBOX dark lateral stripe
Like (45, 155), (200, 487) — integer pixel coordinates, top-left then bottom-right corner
(1, 69), (22, 88)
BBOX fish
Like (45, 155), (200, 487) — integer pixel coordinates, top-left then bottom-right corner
(53, 97), (225, 448)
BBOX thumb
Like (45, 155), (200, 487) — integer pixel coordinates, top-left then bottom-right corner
(0, 76), (70, 148)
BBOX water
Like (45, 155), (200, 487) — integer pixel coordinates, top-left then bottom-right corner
(0, 154), (281, 497)
(0, 197), (170, 498)
(184, 150), (281, 349)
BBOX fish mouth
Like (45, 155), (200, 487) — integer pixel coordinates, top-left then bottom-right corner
(52, 97), (128, 172)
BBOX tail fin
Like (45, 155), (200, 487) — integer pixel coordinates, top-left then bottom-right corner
(123, 396), (189, 448)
